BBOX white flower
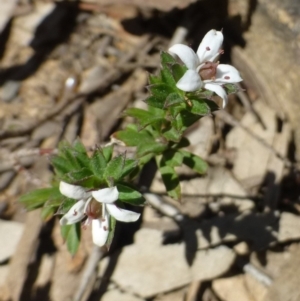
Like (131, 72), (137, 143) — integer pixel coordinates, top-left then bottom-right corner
(59, 181), (140, 247)
(169, 29), (242, 108)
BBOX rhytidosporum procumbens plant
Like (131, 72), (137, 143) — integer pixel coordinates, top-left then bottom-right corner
(20, 29), (242, 254)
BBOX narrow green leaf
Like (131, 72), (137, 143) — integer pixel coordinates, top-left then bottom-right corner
(161, 51), (177, 66)
(41, 206), (56, 221)
(158, 163), (181, 201)
(161, 68), (176, 87)
(125, 108), (165, 128)
(121, 159), (138, 178)
(73, 139), (88, 154)
(51, 156), (74, 177)
(148, 84), (175, 100)
(162, 126), (182, 142)
(171, 63), (188, 82)
(61, 147), (81, 169)
(162, 150), (183, 167)
(164, 93), (185, 108)
(19, 187), (62, 210)
(137, 141), (167, 157)
(106, 216), (116, 247)
(173, 109), (201, 131)
(90, 150), (106, 179)
(189, 98), (210, 115)
(103, 145), (114, 162)
(68, 168), (93, 182)
(104, 154), (125, 182)
(113, 128), (153, 147)
(144, 95), (165, 109)
(148, 73), (162, 85)
(61, 223), (81, 255)
(179, 150), (208, 174)
(116, 184), (145, 205)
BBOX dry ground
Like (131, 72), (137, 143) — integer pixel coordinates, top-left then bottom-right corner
(1, 0), (300, 301)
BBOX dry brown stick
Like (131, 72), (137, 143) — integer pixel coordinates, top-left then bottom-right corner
(0, 36), (151, 141)
(6, 210), (44, 301)
(73, 246), (104, 301)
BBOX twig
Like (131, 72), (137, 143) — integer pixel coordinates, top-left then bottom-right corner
(73, 246), (104, 301)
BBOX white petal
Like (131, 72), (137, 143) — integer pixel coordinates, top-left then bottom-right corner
(60, 200), (85, 225)
(91, 216), (109, 247)
(59, 181), (91, 200)
(197, 29), (223, 62)
(204, 83), (228, 108)
(176, 69), (202, 92)
(106, 204), (140, 222)
(92, 186), (119, 204)
(214, 64), (243, 83)
(169, 44), (199, 70)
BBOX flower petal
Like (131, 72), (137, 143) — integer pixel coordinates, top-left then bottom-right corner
(106, 204), (140, 222)
(197, 29), (223, 63)
(59, 181), (91, 200)
(91, 216), (110, 247)
(176, 69), (202, 92)
(92, 186), (119, 204)
(169, 44), (199, 70)
(214, 64), (243, 83)
(204, 83), (228, 108)
(60, 200), (86, 225)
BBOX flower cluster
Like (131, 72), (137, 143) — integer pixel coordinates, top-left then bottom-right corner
(169, 29), (242, 107)
(59, 181), (140, 247)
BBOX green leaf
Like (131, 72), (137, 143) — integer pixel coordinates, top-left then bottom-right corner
(162, 126), (182, 142)
(113, 127), (153, 147)
(179, 150), (208, 174)
(68, 168), (93, 182)
(116, 184), (145, 205)
(104, 154), (125, 182)
(41, 206), (56, 221)
(224, 83), (239, 94)
(61, 147), (81, 169)
(71, 151), (91, 169)
(73, 139), (88, 154)
(125, 108), (165, 128)
(164, 93), (185, 108)
(171, 63), (188, 83)
(173, 109), (201, 131)
(61, 223), (81, 255)
(51, 156), (74, 177)
(121, 159), (138, 178)
(148, 73), (162, 85)
(90, 150), (107, 179)
(162, 150), (183, 167)
(144, 95), (165, 109)
(161, 51), (177, 67)
(161, 68), (176, 87)
(148, 84), (175, 100)
(58, 198), (76, 215)
(137, 141), (167, 157)
(158, 162), (181, 201)
(19, 187), (62, 210)
(103, 145), (114, 162)
(189, 98), (211, 115)
(106, 216), (116, 247)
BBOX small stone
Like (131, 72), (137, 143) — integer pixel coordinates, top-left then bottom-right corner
(278, 212), (300, 242)
(100, 228), (235, 298)
(0, 219), (24, 262)
(101, 289), (143, 301)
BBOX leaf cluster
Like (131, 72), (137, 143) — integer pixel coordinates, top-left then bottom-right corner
(113, 52), (214, 201)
